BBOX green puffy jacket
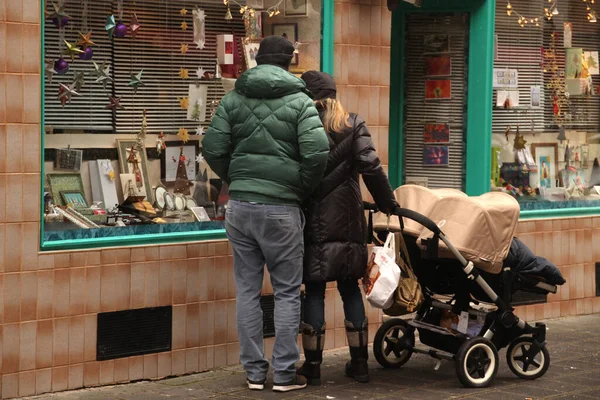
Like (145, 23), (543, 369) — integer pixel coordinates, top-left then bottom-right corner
(203, 65), (330, 206)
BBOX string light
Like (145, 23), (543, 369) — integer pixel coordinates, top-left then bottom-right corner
(506, 1), (543, 27)
(224, 0), (283, 20)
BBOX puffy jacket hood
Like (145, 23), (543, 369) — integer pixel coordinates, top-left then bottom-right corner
(235, 64), (310, 99)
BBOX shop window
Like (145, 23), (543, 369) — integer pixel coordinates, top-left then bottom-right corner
(42, 0), (323, 250)
(492, 0), (600, 212)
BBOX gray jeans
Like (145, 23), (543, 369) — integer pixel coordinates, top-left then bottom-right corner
(225, 200), (305, 383)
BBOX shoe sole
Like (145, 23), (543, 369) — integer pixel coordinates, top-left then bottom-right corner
(247, 382), (265, 390)
(272, 383), (307, 392)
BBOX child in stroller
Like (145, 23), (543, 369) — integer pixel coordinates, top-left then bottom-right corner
(366, 185), (566, 388)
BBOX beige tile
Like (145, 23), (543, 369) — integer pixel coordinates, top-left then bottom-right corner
(114, 358), (129, 383)
(227, 299), (237, 343)
(4, 272), (20, 322)
(346, 85), (359, 114)
(6, 23), (22, 74)
(69, 316), (85, 364)
(68, 364), (84, 390)
(594, 297), (600, 314)
(172, 305), (186, 350)
(146, 246), (159, 261)
(115, 249), (131, 264)
(346, 46), (360, 85)
(203, 302), (215, 346)
(369, 86), (380, 127)
(52, 366), (69, 392)
(70, 253), (86, 268)
(101, 265), (117, 311)
(198, 347), (208, 372)
(5, 0), (22, 22)
(23, 0), (41, 23)
(130, 263), (145, 309)
(186, 303), (200, 348)
(22, 24), (39, 74)
(206, 345), (214, 370)
(584, 263), (595, 298)
(6, 77), (23, 126)
(18, 370), (35, 397)
(69, 268), (85, 316)
(53, 317), (69, 366)
(86, 251), (101, 266)
(83, 362), (99, 387)
(172, 260), (187, 304)
(3, 323), (20, 374)
(143, 354), (158, 380)
(171, 349), (185, 376)
(380, 47), (391, 87)
(214, 301), (228, 345)
(36, 368), (52, 395)
(348, 4), (360, 46)
(214, 344), (227, 369)
(18, 321), (36, 371)
(172, 245), (188, 260)
(159, 246), (172, 260)
(144, 261), (159, 308)
(0, 75), (5, 122)
(131, 248), (145, 262)
(584, 298), (594, 315)
(54, 268), (70, 317)
(37, 270), (53, 319)
(22, 174), (40, 221)
(368, 47), (382, 88)
(227, 342), (240, 366)
(115, 264), (131, 311)
(584, 229), (593, 263)
(85, 266), (102, 313)
(83, 314), (97, 362)
(157, 353), (171, 378)
(339, 45), (349, 85)
(370, 7), (382, 47)
(227, 257), (236, 299)
(99, 360), (115, 385)
(185, 348), (199, 374)
(20, 271), (37, 321)
(129, 356), (143, 381)
(100, 249), (117, 265)
(2, 373), (19, 399)
(36, 319), (53, 369)
(570, 264), (585, 299)
(0, 125), (5, 173)
(359, 5), (372, 46)
(334, 6), (342, 45)
(5, 174), (22, 222)
(338, 2), (349, 45)
(358, 86), (371, 124)
(186, 244), (201, 259)
(186, 259), (200, 302)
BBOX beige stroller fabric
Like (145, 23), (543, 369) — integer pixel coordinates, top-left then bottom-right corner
(373, 185), (467, 236)
(417, 192), (520, 274)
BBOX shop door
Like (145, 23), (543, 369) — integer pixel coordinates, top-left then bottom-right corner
(403, 13), (469, 190)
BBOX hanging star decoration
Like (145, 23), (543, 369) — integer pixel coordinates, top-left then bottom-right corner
(57, 83), (82, 107)
(179, 97), (189, 110)
(180, 44), (189, 54)
(72, 71), (85, 92)
(196, 67), (206, 80)
(77, 31), (96, 50)
(180, 8), (188, 15)
(131, 13), (140, 37)
(92, 61), (113, 89)
(47, 1), (71, 22)
(106, 96), (124, 110)
(105, 15), (116, 39)
(44, 59), (57, 83)
(179, 68), (189, 79)
(513, 126), (527, 150)
(127, 70), (145, 92)
(181, 21), (188, 30)
(195, 125), (205, 135)
(177, 127), (190, 143)
(196, 153), (205, 164)
(62, 40), (84, 61)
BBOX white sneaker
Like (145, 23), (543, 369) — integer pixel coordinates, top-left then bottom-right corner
(247, 378), (266, 390)
(272, 375), (308, 392)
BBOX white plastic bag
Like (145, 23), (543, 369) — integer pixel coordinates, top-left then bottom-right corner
(363, 233), (401, 309)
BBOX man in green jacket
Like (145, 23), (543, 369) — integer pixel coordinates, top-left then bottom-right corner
(203, 36), (329, 393)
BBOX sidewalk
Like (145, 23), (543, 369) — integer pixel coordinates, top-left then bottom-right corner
(28, 314), (600, 400)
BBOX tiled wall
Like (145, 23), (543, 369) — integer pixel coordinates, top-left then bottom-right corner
(0, 0), (599, 398)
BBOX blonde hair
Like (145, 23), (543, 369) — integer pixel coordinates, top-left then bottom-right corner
(317, 98), (351, 133)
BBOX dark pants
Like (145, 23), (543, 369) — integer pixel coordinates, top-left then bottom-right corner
(303, 280), (366, 333)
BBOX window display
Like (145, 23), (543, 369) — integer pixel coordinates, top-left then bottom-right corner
(491, 0), (600, 212)
(42, 0), (322, 249)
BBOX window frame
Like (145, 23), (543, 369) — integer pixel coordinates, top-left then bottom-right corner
(39, 0), (336, 251)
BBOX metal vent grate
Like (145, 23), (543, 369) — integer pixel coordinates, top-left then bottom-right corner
(260, 293), (305, 338)
(97, 306), (172, 361)
(512, 290), (547, 306)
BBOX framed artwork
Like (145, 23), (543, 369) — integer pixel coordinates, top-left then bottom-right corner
(423, 34), (450, 54)
(530, 86), (541, 108)
(245, 12), (262, 40)
(160, 141), (199, 183)
(493, 69), (518, 88)
(424, 56), (451, 77)
(584, 51), (599, 75)
(47, 173), (86, 206)
(272, 23), (298, 65)
(116, 139), (153, 204)
(60, 191), (88, 209)
(423, 146), (449, 166)
(425, 80), (451, 100)
(566, 48), (583, 79)
(424, 123), (450, 143)
(284, 0), (308, 17)
(531, 143), (559, 189)
(243, 40), (261, 70)
(496, 89), (519, 108)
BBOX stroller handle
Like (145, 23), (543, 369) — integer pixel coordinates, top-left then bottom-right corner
(392, 207), (442, 235)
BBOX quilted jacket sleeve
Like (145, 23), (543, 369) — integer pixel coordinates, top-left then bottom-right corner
(352, 115), (398, 214)
(297, 97), (330, 197)
(203, 97), (233, 183)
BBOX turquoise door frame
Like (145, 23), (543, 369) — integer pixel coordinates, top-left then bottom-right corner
(388, 0), (496, 196)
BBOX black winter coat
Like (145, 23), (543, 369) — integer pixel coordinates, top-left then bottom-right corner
(303, 113), (398, 282)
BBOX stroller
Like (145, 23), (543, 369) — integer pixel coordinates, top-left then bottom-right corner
(366, 185), (564, 388)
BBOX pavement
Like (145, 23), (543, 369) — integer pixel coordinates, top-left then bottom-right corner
(28, 314), (600, 400)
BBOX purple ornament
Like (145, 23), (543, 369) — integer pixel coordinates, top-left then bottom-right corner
(54, 58), (69, 75)
(79, 47), (94, 60)
(114, 22), (128, 38)
(52, 16), (69, 27)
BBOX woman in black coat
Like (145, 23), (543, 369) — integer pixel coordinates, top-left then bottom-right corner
(298, 71), (398, 385)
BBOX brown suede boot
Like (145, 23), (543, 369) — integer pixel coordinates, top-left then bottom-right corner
(344, 319), (370, 383)
(297, 322), (325, 385)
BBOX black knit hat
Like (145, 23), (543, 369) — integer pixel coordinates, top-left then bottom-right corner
(301, 71), (337, 100)
(256, 36), (295, 70)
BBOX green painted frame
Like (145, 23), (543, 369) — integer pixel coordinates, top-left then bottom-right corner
(40, 1), (335, 251)
(388, 0), (495, 195)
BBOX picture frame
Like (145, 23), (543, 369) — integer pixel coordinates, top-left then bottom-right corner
(271, 23), (298, 65)
(60, 190), (89, 209)
(423, 34), (450, 54)
(284, 0), (308, 17)
(47, 173), (86, 206)
(423, 123), (450, 143)
(424, 56), (451, 77)
(425, 80), (451, 100)
(191, 206), (212, 222)
(423, 146), (449, 166)
(160, 141), (199, 183)
(243, 40), (261, 70)
(531, 143), (559, 189)
(116, 139), (153, 203)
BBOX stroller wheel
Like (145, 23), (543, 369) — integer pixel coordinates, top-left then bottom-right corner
(455, 337), (499, 388)
(373, 318), (414, 369)
(506, 337), (550, 380)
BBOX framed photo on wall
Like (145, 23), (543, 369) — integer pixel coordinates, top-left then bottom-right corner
(272, 23), (298, 65)
(531, 143), (559, 189)
(160, 141), (200, 183)
(116, 139), (153, 203)
(243, 40), (261, 70)
(284, 0), (308, 17)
